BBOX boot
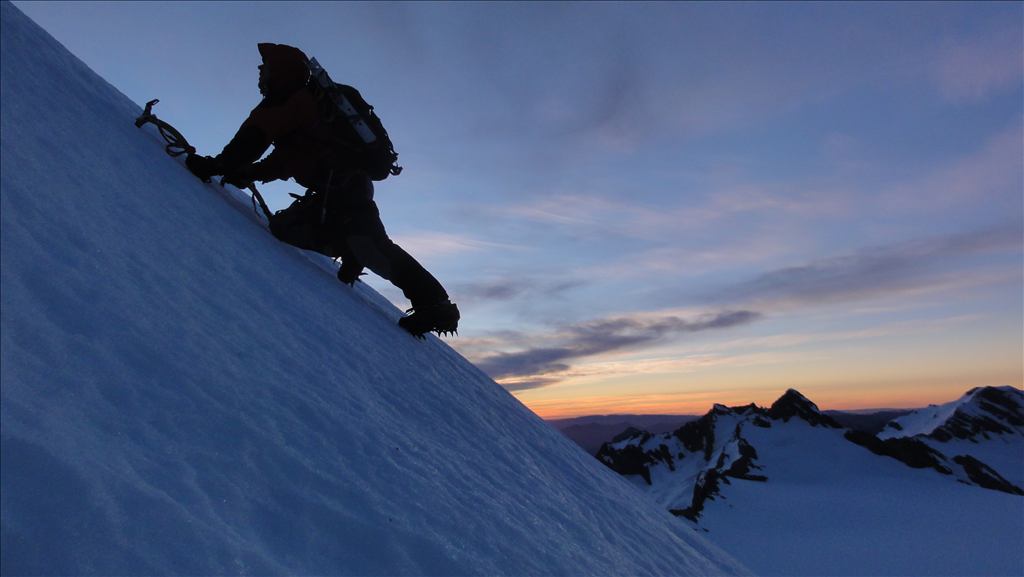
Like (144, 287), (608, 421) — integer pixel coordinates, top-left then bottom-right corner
(399, 300), (460, 338)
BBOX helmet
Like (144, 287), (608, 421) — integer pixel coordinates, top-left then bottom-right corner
(257, 43), (310, 98)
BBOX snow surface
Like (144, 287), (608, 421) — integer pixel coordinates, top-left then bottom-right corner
(878, 385), (1024, 489)
(610, 401), (1024, 577)
(697, 418), (1024, 577)
(0, 4), (748, 575)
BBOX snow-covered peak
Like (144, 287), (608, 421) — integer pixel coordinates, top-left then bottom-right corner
(710, 402), (761, 416)
(768, 388), (841, 428)
(879, 386), (1024, 441)
(0, 4), (746, 575)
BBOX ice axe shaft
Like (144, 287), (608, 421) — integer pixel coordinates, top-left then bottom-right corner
(248, 184), (273, 221)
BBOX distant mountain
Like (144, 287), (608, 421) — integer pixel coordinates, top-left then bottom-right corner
(879, 386), (1023, 440)
(595, 387), (1024, 576)
(550, 408), (912, 455)
(548, 415), (696, 455)
(878, 386), (1024, 489)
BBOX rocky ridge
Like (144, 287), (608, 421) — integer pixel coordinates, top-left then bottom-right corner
(596, 387), (1024, 521)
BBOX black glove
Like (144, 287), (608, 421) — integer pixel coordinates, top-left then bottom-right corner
(221, 166), (256, 190)
(186, 154), (220, 183)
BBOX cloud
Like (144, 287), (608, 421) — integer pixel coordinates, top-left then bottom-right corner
(687, 314), (987, 356)
(485, 183), (847, 243)
(497, 377), (564, 393)
(933, 25), (1023, 103)
(709, 225), (1022, 308)
(390, 232), (526, 259)
(880, 122), (1023, 212)
(455, 278), (583, 304)
(471, 309), (760, 383)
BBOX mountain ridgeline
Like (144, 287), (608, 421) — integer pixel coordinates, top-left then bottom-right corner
(593, 386), (1024, 575)
(597, 387), (1024, 521)
(879, 385), (1024, 441)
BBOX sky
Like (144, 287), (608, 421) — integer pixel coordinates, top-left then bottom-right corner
(11, 1), (1022, 419)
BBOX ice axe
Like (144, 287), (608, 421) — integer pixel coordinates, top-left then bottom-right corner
(134, 99), (195, 157)
(135, 99), (272, 221)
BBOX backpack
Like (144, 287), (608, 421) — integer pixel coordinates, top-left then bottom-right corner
(308, 57), (402, 181)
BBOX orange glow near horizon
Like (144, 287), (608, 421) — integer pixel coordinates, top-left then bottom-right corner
(514, 375), (1023, 420)
(501, 322), (1023, 420)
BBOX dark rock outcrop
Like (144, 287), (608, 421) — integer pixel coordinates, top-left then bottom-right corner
(844, 430), (952, 475)
(768, 389), (842, 428)
(673, 412), (718, 461)
(722, 437), (768, 482)
(952, 455), (1024, 495)
(596, 442), (655, 485)
(672, 468), (723, 521)
(929, 387), (1023, 442)
(611, 427), (648, 444)
(671, 436), (767, 521)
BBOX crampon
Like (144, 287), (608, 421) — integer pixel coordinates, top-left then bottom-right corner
(398, 300), (460, 339)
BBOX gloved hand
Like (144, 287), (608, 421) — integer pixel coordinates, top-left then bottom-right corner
(221, 166), (256, 190)
(337, 259), (365, 286)
(185, 154), (220, 183)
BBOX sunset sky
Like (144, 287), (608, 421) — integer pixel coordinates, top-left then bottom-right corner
(14, 1), (1022, 418)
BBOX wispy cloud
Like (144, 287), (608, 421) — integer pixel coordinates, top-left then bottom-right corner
(708, 225), (1022, 308)
(686, 314), (987, 356)
(577, 232), (799, 279)
(453, 224), (1019, 392)
(454, 277), (583, 305)
(390, 232), (527, 259)
(485, 183), (847, 242)
(880, 122), (1023, 212)
(468, 309), (760, 385)
(933, 24), (1023, 104)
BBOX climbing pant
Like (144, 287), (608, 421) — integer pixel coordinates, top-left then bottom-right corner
(269, 171), (448, 308)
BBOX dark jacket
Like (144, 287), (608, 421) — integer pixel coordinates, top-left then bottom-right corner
(216, 43), (343, 191)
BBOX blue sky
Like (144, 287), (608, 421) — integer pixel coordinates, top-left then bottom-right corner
(13, 1), (1022, 417)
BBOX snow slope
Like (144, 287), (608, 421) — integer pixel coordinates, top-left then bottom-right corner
(697, 417), (1023, 577)
(879, 385), (1024, 489)
(0, 3), (747, 575)
(879, 386), (1023, 440)
(598, 390), (1024, 576)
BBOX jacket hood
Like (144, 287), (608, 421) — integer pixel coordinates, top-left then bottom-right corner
(257, 43), (310, 98)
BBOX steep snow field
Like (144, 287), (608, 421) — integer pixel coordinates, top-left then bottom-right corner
(0, 3), (747, 575)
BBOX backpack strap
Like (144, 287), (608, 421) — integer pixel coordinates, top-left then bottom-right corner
(309, 58), (378, 144)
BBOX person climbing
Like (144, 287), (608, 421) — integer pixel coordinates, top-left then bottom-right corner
(184, 43), (459, 338)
